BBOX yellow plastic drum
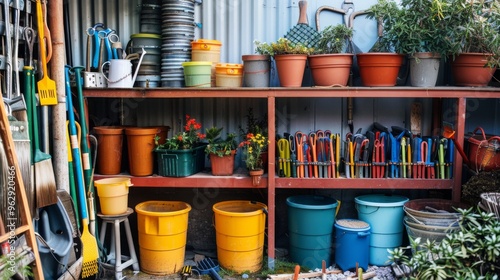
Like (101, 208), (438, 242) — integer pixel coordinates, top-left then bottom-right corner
(135, 201), (192, 275)
(215, 63), (243, 87)
(213, 200), (267, 273)
(94, 178), (132, 215)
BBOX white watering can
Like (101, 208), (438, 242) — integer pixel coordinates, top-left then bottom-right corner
(101, 48), (147, 88)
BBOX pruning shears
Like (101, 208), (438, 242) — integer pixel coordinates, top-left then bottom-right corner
(289, 134), (297, 178)
(278, 138), (291, 177)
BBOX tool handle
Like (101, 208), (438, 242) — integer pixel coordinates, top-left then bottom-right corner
(209, 269), (223, 280)
(65, 65), (89, 220)
(24, 67), (34, 160)
(298, 1), (309, 24)
(36, 0), (49, 77)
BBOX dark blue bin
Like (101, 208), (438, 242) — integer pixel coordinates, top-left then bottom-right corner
(335, 219), (371, 271)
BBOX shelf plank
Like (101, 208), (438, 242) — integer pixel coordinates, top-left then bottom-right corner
(94, 172), (267, 188)
(84, 87), (500, 99)
(275, 178), (454, 189)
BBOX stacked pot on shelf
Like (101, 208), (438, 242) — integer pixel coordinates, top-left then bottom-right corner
(161, 0), (196, 87)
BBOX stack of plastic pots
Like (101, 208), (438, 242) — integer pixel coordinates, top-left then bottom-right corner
(161, 0), (196, 87)
(140, 0), (161, 34)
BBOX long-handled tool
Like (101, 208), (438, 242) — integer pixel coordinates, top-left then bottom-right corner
(36, 0), (57, 105)
(196, 258), (223, 280)
(72, 66), (97, 235)
(284, 0), (321, 48)
(26, 65), (58, 209)
(442, 121), (470, 166)
(65, 65), (99, 278)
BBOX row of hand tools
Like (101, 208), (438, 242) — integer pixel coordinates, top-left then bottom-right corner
(276, 123), (455, 179)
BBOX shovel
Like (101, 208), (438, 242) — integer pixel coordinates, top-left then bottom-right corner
(196, 258), (223, 280)
(442, 121), (470, 166)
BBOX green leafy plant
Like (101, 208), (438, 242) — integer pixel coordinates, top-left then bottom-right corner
(314, 24), (354, 54)
(0, 254), (33, 280)
(366, 0), (402, 52)
(204, 126), (237, 157)
(389, 207), (500, 279)
(155, 114), (206, 150)
(254, 38), (314, 56)
(444, 0), (500, 67)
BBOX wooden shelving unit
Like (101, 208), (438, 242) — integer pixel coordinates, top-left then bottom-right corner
(84, 86), (500, 267)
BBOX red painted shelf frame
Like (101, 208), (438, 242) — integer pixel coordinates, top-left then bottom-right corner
(85, 86), (500, 268)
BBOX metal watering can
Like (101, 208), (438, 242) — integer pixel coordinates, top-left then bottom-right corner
(101, 47), (147, 88)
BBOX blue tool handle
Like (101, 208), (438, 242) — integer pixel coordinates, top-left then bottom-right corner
(209, 269), (223, 280)
(104, 36), (112, 61)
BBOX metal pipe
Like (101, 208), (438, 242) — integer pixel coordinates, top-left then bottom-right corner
(48, 0), (69, 193)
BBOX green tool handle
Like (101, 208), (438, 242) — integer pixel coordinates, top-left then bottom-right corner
(23, 66), (34, 162)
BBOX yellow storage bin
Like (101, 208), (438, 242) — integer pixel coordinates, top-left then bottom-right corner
(94, 178), (132, 215)
(135, 201), (191, 275)
(213, 200), (267, 273)
(215, 63), (243, 87)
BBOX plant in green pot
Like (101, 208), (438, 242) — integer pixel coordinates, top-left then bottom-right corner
(308, 24), (354, 87)
(204, 126), (237, 176)
(154, 114), (207, 177)
(444, 0), (500, 86)
(254, 38), (314, 87)
(358, 0), (406, 87)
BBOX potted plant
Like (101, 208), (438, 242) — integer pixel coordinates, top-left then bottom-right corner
(241, 42), (273, 87)
(387, 0), (450, 87)
(238, 107), (268, 171)
(308, 24), (354, 87)
(359, 0), (406, 86)
(390, 208), (500, 278)
(444, 0), (500, 86)
(154, 114), (207, 177)
(239, 131), (269, 186)
(254, 38), (314, 87)
(204, 126), (237, 176)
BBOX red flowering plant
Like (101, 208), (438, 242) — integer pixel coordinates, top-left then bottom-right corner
(155, 114), (206, 150)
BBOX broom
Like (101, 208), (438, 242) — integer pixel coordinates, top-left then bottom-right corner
(26, 66), (58, 208)
(65, 66), (99, 278)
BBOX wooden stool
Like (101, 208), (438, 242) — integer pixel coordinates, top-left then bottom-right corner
(98, 208), (140, 279)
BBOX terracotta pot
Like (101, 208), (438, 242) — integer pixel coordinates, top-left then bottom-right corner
(308, 54), (353, 86)
(125, 127), (158, 176)
(357, 53), (405, 86)
(249, 169), (264, 186)
(147, 125), (171, 145)
(451, 53), (496, 87)
(94, 126), (124, 175)
(242, 55), (271, 87)
(209, 150), (236, 176)
(274, 54), (308, 87)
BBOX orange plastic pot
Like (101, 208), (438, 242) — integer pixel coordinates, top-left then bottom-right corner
(274, 54), (307, 87)
(209, 150), (236, 176)
(125, 127), (159, 176)
(357, 53), (404, 86)
(308, 54), (353, 86)
(451, 53), (496, 87)
(94, 126), (124, 175)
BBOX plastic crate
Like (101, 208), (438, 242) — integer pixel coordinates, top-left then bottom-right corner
(156, 145), (206, 177)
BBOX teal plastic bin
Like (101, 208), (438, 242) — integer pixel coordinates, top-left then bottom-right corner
(287, 195), (339, 269)
(156, 144), (206, 177)
(355, 194), (409, 266)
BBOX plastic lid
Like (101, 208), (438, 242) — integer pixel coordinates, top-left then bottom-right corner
(130, 33), (162, 39)
(336, 219), (370, 230)
(192, 39), (222, 45)
(215, 63), (243, 75)
(182, 61), (213, 67)
(286, 195), (338, 210)
(355, 194), (409, 207)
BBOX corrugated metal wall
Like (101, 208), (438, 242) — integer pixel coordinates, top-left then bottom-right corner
(68, 0), (499, 144)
